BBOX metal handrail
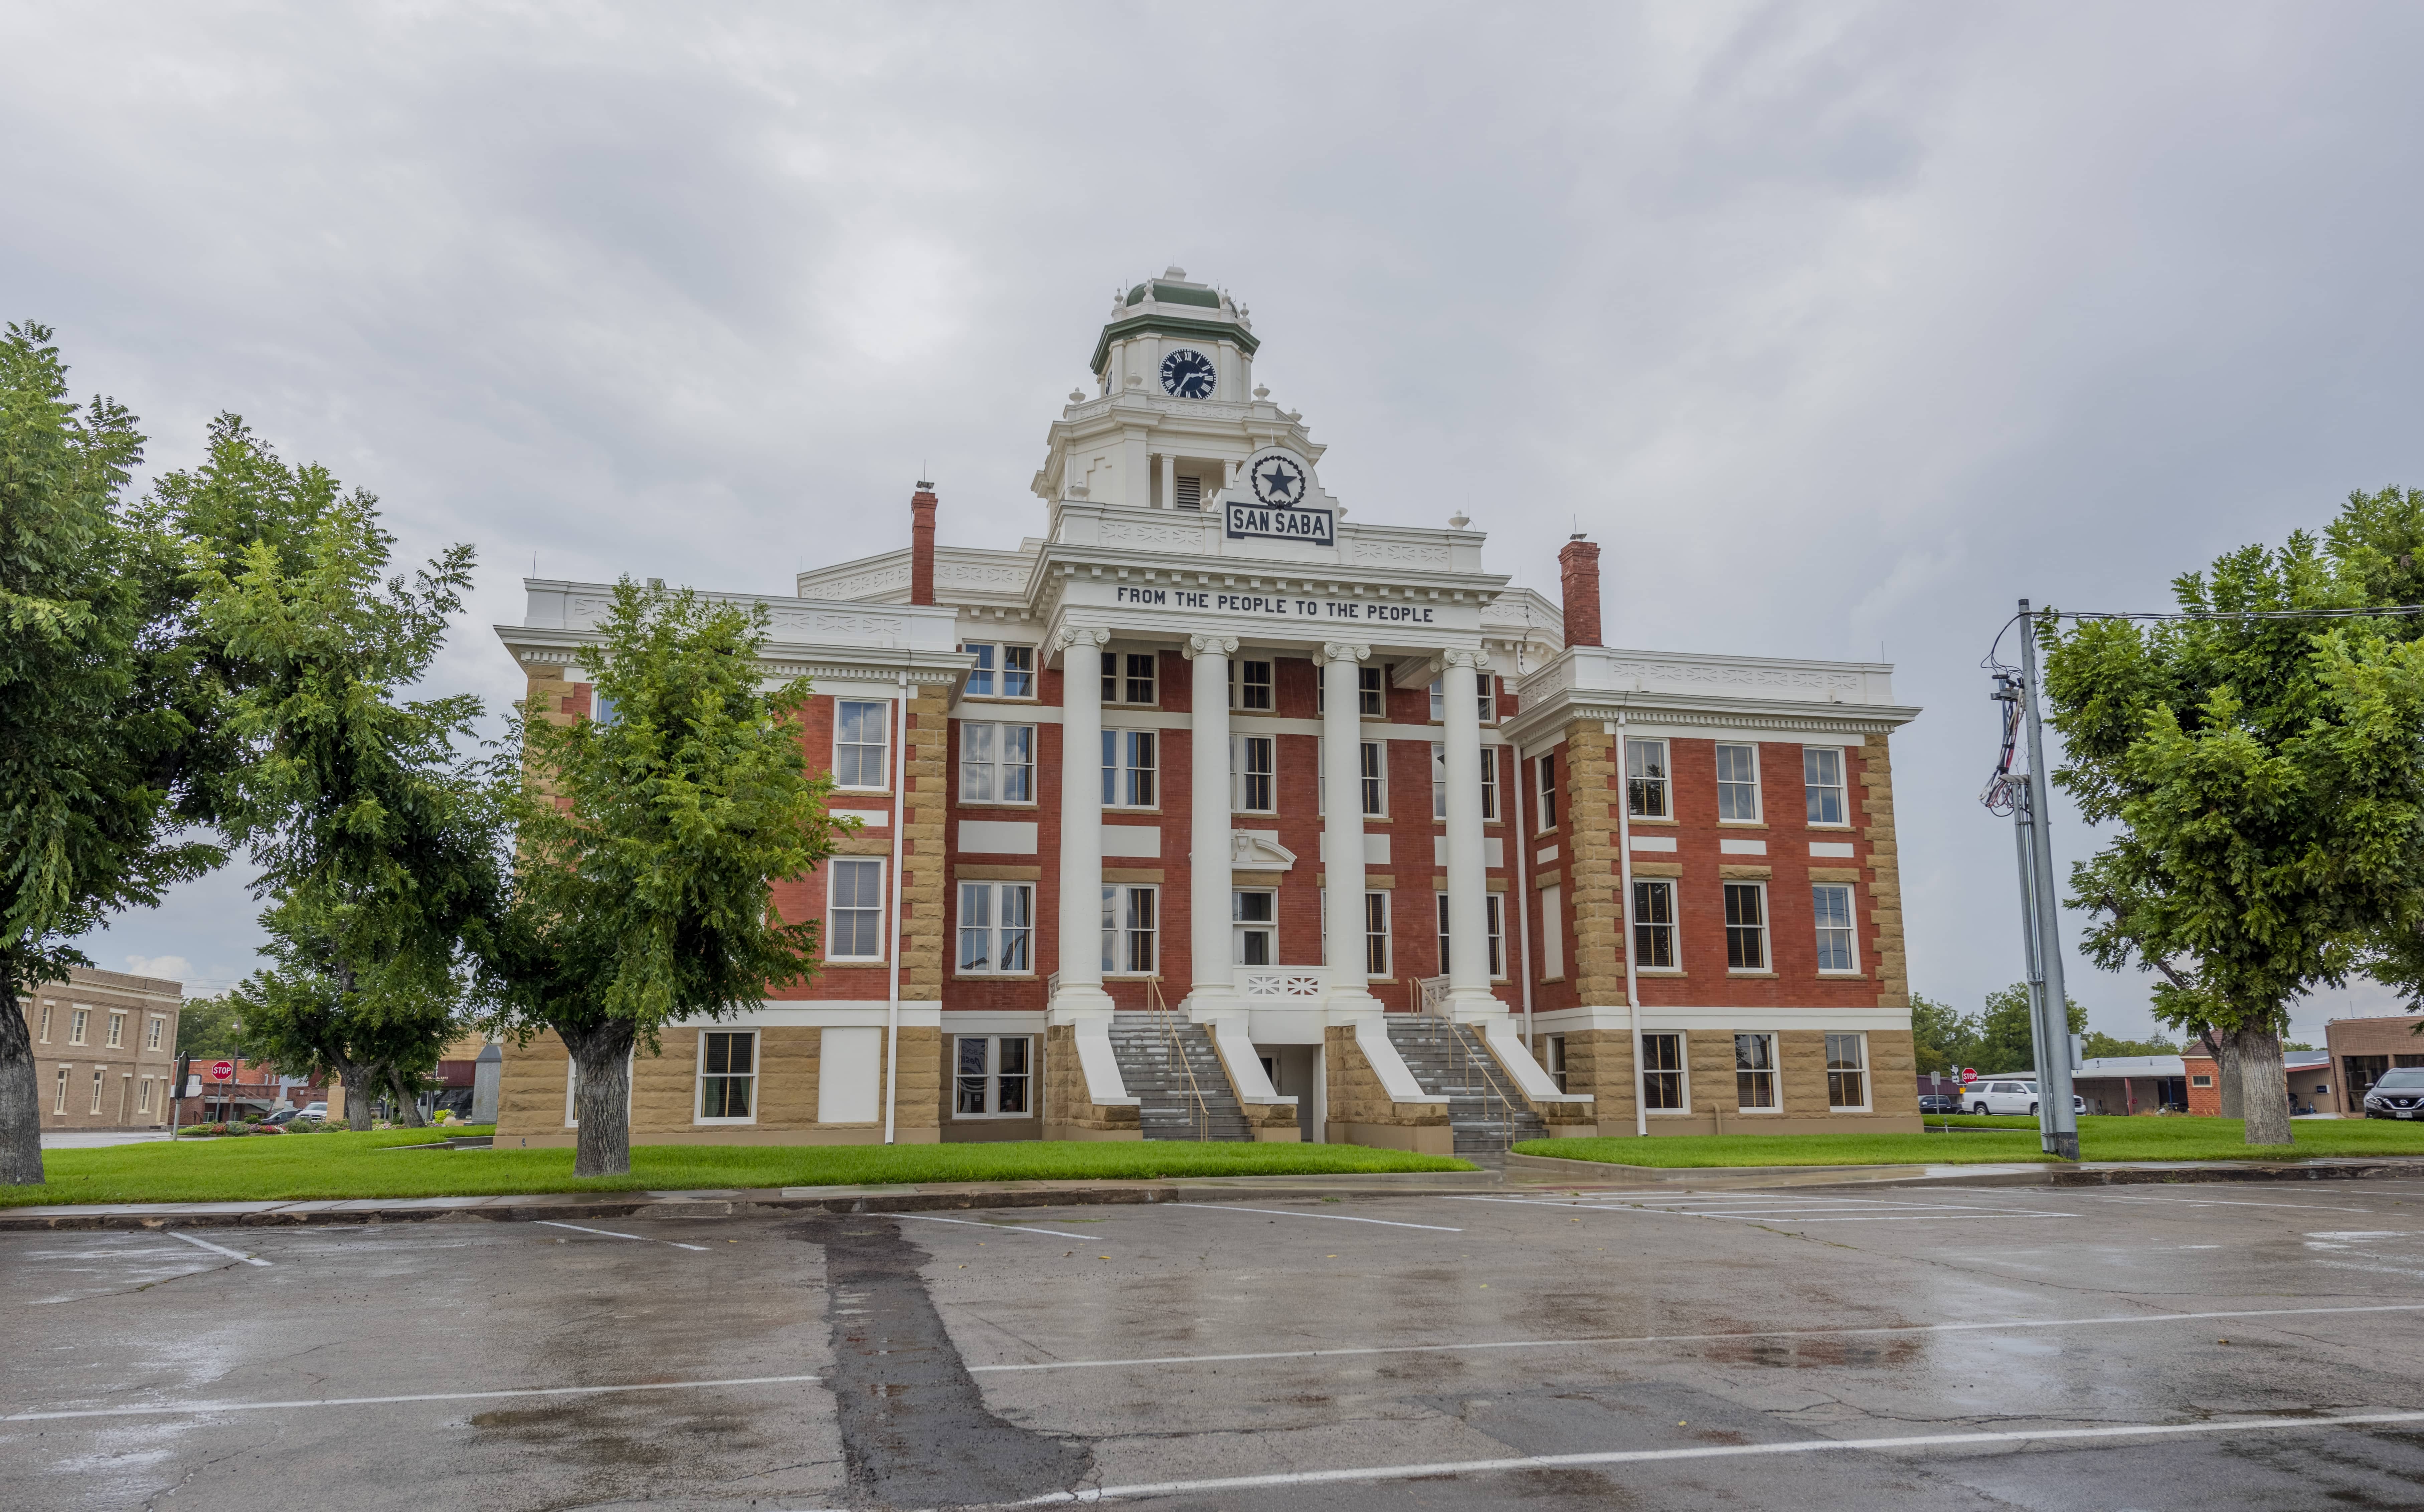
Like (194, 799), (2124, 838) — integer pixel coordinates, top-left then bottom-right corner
(1144, 976), (1212, 1141)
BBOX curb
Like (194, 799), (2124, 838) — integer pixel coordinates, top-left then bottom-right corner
(1502, 1150), (2424, 1192)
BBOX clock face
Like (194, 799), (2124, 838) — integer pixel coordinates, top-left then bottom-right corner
(1160, 348), (1217, 398)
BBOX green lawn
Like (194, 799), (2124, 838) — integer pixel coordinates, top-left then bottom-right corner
(10, 1130), (1472, 1207)
(1515, 1114), (2424, 1169)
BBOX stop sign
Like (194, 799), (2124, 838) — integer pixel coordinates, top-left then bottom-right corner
(1960, 1067), (1977, 1083)
(210, 1060), (234, 1082)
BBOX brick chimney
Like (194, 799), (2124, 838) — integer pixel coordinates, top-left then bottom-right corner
(1558, 535), (1601, 648)
(909, 482), (938, 607)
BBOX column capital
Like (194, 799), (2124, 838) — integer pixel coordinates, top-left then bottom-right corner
(1320, 641), (1372, 665)
(1439, 647), (1492, 672)
(1055, 625), (1112, 654)
(1182, 634), (1239, 660)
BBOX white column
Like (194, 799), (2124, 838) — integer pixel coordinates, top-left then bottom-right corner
(1185, 634), (1237, 1013)
(1052, 626), (1114, 1021)
(1441, 648), (1498, 1016)
(1321, 643), (1381, 1011)
(1160, 452), (1177, 512)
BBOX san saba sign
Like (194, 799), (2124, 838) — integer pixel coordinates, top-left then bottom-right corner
(1226, 447), (1332, 544)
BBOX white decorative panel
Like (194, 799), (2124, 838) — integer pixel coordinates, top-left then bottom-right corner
(833, 808), (890, 827)
(1102, 825), (1162, 858)
(1629, 834), (1678, 853)
(959, 820), (1039, 854)
(1809, 841), (1857, 858)
(1719, 838), (1768, 856)
(1429, 836), (1504, 867)
(817, 1027), (882, 1124)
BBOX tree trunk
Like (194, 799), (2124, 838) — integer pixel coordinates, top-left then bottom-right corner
(2232, 1023), (2292, 1146)
(335, 1060), (379, 1130)
(387, 1066), (427, 1127)
(0, 972), (45, 1185)
(565, 1019), (637, 1177)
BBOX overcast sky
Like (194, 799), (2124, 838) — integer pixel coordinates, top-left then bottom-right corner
(11, 2), (2424, 1045)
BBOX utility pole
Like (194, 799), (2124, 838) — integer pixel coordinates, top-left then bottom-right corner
(2008, 599), (2080, 1160)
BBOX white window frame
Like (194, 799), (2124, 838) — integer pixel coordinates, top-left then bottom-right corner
(1427, 675), (1495, 723)
(1231, 734), (1275, 814)
(90, 1068), (105, 1114)
(959, 721), (1036, 805)
(1734, 1031), (1780, 1112)
(1535, 751), (1558, 831)
(827, 858), (888, 962)
(1359, 741), (1386, 817)
(1432, 744), (1500, 821)
(137, 1077), (153, 1114)
(1364, 891), (1391, 978)
(957, 881), (1035, 975)
(962, 641), (998, 698)
(1544, 1033), (1568, 1092)
(1716, 742), (1762, 822)
(1813, 883), (1860, 974)
(1435, 892), (1508, 980)
(37, 1002), (50, 1043)
(1803, 746), (1850, 827)
(106, 1011), (125, 1049)
(1724, 881), (1769, 972)
(695, 1028), (759, 1124)
(1101, 884), (1159, 976)
(1642, 1030), (1689, 1113)
(833, 699), (891, 790)
(1102, 651), (1157, 707)
(1626, 737), (1671, 819)
(1230, 658), (1273, 711)
(1826, 1031), (1871, 1112)
(1102, 729), (1158, 809)
(1233, 888), (1277, 966)
(146, 1014), (165, 1051)
(953, 1034), (1035, 1118)
(960, 642), (1037, 701)
(54, 1065), (69, 1114)
(69, 1008), (88, 1046)
(1631, 878), (1680, 971)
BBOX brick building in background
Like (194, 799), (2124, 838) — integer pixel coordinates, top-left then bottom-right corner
(21, 966), (181, 1131)
(492, 270), (1924, 1152)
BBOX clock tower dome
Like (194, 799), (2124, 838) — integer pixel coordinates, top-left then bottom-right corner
(1089, 265), (1258, 401)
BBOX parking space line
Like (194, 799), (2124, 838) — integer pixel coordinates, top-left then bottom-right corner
(166, 1231), (271, 1267)
(1701, 1213), (2077, 1223)
(965, 1300), (2424, 1375)
(895, 1214), (1105, 1242)
(2097, 1195), (2376, 1213)
(1169, 1202), (1461, 1232)
(1011, 1410), (2424, 1503)
(532, 1219), (710, 1252)
(1, 1372), (827, 1422)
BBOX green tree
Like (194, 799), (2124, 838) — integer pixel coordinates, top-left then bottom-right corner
(174, 992), (243, 1058)
(481, 583), (839, 1177)
(2040, 491), (2424, 1145)
(1974, 983), (2087, 1077)
(181, 438), (495, 1130)
(1909, 993), (1979, 1076)
(2081, 1030), (2182, 1059)
(0, 326), (233, 1184)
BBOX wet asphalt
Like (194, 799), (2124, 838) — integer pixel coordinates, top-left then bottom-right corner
(7, 1181), (2424, 1509)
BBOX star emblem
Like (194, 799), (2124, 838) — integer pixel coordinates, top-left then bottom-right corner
(1259, 462), (1300, 501)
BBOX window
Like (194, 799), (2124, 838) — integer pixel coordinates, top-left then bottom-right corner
(1102, 651), (1156, 705)
(1232, 735), (1274, 813)
(1364, 892), (1391, 977)
(1233, 890), (1276, 965)
(1540, 885), (1565, 979)
(1716, 743), (1761, 821)
(1813, 884), (1859, 972)
(1435, 893), (1507, 978)
(565, 1059), (580, 1127)
(1642, 1032), (1686, 1110)
(697, 1031), (755, 1121)
(37, 1002), (50, 1043)
(835, 700), (890, 788)
(146, 1015), (164, 1051)
(137, 1078), (152, 1114)
(90, 1069), (105, 1114)
(1626, 738), (1670, 818)
(960, 722), (1035, 803)
(2190, 1073), (2214, 1088)
(960, 642), (1035, 699)
(106, 1012), (125, 1049)
(1724, 882), (1767, 970)
(1544, 1034), (1568, 1092)
(1804, 747), (1847, 825)
(1102, 730), (1158, 807)
(1430, 745), (1499, 820)
(590, 693), (618, 727)
(1360, 742), (1386, 816)
(1632, 880), (1678, 969)
(1536, 752), (1558, 830)
(53, 1066), (67, 1114)
(69, 1009), (88, 1046)
(1101, 885), (1158, 975)
(1826, 1033), (1869, 1109)
(1360, 666), (1384, 716)
(1735, 1032), (1778, 1110)
(828, 859), (886, 960)
(958, 882), (1034, 973)
(1231, 659), (1273, 711)
(1427, 676), (1496, 722)
(955, 1035), (1033, 1116)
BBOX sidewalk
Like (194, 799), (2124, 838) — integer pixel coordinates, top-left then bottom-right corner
(8, 1154), (2424, 1232)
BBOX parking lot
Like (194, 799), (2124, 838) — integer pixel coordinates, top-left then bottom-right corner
(9, 1180), (2424, 1510)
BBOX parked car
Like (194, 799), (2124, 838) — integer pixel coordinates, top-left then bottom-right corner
(297, 1101), (328, 1120)
(2362, 1068), (2424, 1119)
(1917, 1093), (1961, 1114)
(1965, 1080), (2086, 1116)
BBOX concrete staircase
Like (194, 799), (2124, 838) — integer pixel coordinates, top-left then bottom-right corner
(1105, 1019), (1254, 1141)
(1384, 1018), (1547, 1156)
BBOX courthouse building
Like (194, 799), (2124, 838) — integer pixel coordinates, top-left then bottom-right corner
(494, 270), (1923, 1151)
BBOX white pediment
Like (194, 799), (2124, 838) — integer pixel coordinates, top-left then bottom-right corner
(1230, 830), (1298, 870)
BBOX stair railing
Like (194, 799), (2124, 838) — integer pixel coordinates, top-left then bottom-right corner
(1144, 976), (1212, 1141)
(1450, 1022), (1527, 1153)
